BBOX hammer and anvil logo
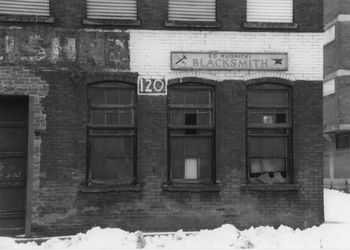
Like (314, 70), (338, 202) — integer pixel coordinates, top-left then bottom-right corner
(175, 54), (187, 65)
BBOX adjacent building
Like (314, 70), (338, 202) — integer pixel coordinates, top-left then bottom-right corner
(324, 0), (350, 191)
(0, 0), (324, 237)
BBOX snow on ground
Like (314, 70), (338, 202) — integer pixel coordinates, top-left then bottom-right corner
(1, 188), (350, 249)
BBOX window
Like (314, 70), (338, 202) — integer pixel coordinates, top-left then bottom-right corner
(247, 83), (292, 184)
(87, 82), (136, 185)
(0, 0), (50, 16)
(247, 0), (293, 23)
(87, 0), (137, 20)
(168, 84), (215, 183)
(168, 0), (216, 22)
(336, 133), (350, 150)
(323, 79), (335, 97)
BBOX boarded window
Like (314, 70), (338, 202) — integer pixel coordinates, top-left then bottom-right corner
(88, 83), (136, 185)
(168, 85), (214, 183)
(87, 0), (137, 20)
(247, 0), (293, 23)
(247, 84), (292, 184)
(168, 0), (216, 22)
(0, 0), (50, 16)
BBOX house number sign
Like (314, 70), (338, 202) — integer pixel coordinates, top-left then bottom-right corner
(137, 77), (167, 95)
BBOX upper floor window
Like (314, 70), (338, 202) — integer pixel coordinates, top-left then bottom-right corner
(168, 83), (215, 183)
(247, 83), (293, 184)
(168, 0), (216, 22)
(0, 0), (50, 16)
(336, 133), (350, 150)
(87, 82), (136, 185)
(247, 0), (293, 23)
(87, 0), (137, 20)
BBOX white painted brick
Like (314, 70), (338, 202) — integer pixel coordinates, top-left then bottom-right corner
(128, 30), (323, 81)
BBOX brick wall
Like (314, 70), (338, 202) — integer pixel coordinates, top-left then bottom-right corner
(0, 0), (324, 237)
(32, 76), (323, 236)
(23, 0), (324, 32)
(0, 66), (49, 224)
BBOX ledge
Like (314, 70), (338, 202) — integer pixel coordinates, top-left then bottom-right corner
(164, 20), (221, 29)
(242, 22), (298, 30)
(241, 184), (299, 191)
(78, 184), (141, 193)
(162, 182), (221, 192)
(82, 18), (141, 27)
(0, 15), (54, 24)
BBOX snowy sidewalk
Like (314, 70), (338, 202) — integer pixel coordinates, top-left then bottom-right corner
(1, 189), (350, 249)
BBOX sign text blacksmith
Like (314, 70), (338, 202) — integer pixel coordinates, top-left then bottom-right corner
(171, 52), (288, 71)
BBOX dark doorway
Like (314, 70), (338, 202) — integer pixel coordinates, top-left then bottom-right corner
(0, 96), (28, 236)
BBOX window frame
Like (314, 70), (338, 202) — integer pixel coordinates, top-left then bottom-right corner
(165, 0), (220, 28)
(86, 81), (137, 186)
(167, 82), (216, 185)
(246, 83), (294, 185)
(0, 0), (54, 23)
(83, 0), (141, 27)
(243, 0), (298, 30)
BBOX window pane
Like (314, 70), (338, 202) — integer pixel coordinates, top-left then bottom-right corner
(185, 137), (210, 158)
(248, 109), (288, 124)
(90, 137), (133, 182)
(171, 159), (184, 179)
(91, 110), (105, 125)
(91, 89), (105, 105)
(185, 158), (198, 179)
(249, 136), (287, 158)
(170, 90), (184, 105)
(248, 90), (288, 107)
(170, 137), (211, 180)
(197, 112), (211, 126)
(171, 110), (185, 126)
(184, 91), (196, 105)
(105, 110), (119, 125)
(171, 137), (184, 158)
(119, 110), (133, 126)
(197, 91), (210, 105)
(185, 113), (197, 126)
(117, 159), (133, 181)
(106, 89), (119, 105)
(199, 159), (210, 179)
(119, 89), (133, 105)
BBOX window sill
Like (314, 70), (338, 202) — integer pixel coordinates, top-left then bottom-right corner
(0, 15), (54, 24)
(241, 184), (299, 191)
(242, 22), (298, 30)
(162, 182), (221, 192)
(164, 20), (220, 29)
(82, 18), (141, 27)
(78, 184), (141, 193)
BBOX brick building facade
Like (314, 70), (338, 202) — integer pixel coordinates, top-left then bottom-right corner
(324, 0), (350, 191)
(0, 0), (323, 237)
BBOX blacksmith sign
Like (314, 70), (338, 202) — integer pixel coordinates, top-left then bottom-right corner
(171, 52), (288, 71)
